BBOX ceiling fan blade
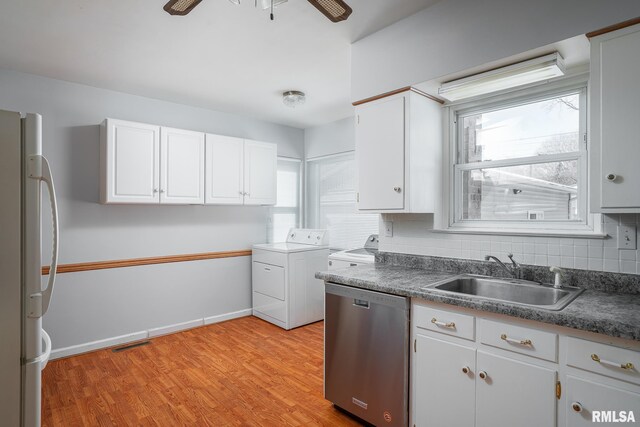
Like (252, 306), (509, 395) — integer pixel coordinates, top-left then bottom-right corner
(163, 0), (203, 16)
(307, 0), (352, 23)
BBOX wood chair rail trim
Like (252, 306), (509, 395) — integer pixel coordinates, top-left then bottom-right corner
(586, 17), (640, 38)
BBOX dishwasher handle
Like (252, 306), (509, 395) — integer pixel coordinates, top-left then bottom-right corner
(352, 299), (370, 309)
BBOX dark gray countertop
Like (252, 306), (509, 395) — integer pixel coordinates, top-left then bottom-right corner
(316, 264), (640, 342)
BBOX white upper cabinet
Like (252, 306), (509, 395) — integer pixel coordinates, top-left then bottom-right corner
(355, 89), (442, 213)
(160, 127), (205, 204)
(590, 23), (640, 212)
(243, 140), (277, 206)
(100, 119), (160, 204)
(205, 134), (245, 205)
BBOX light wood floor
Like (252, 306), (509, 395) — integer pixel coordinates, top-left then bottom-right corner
(42, 316), (363, 426)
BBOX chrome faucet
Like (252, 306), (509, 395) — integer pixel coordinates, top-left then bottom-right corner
(485, 253), (522, 279)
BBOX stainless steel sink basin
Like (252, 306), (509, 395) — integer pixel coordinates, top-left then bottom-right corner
(424, 275), (583, 310)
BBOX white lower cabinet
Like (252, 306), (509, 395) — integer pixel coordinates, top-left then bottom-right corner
(476, 351), (556, 427)
(414, 335), (475, 427)
(565, 376), (640, 426)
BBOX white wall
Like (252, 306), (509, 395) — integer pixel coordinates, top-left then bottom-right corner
(304, 116), (355, 159)
(351, 0), (640, 101)
(0, 68), (304, 353)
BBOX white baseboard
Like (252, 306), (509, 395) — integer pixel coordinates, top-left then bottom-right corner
(49, 309), (252, 360)
(204, 308), (252, 325)
(50, 331), (149, 360)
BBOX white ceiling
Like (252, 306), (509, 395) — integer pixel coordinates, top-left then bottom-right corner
(0, 0), (440, 129)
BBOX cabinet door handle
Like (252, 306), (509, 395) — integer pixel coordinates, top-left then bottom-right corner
(572, 402), (583, 413)
(245, 192), (250, 196)
(478, 371), (488, 380)
(153, 188), (158, 193)
(591, 354), (634, 370)
(431, 318), (455, 329)
(461, 366), (470, 374)
(350, 263), (358, 267)
(606, 173), (618, 182)
(501, 333), (532, 347)
(159, 189), (165, 194)
(393, 187), (402, 193)
(239, 191), (244, 195)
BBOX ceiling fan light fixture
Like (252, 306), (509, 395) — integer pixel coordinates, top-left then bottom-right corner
(307, 0), (352, 22)
(283, 91), (306, 108)
(229, 0), (241, 4)
(256, 0), (288, 10)
(163, 0), (203, 15)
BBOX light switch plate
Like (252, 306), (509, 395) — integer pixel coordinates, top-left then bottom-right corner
(618, 224), (637, 250)
(384, 221), (393, 237)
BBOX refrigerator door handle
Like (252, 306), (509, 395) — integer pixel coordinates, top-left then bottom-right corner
(27, 154), (59, 317)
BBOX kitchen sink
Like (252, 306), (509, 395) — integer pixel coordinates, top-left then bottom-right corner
(424, 275), (583, 310)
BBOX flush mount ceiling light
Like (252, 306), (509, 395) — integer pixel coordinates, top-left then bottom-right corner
(438, 53), (566, 102)
(283, 91), (306, 108)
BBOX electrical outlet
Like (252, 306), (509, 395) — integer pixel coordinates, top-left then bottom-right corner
(384, 221), (393, 237)
(618, 224), (637, 250)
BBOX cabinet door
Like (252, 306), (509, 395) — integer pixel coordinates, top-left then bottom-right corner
(205, 134), (244, 205)
(244, 140), (277, 205)
(413, 335), (476, 427)
(356, 96), (405, 210)
(592, 25), (640, 209)
(160, 127), (205, 204)
(565, 376), (640, 426)
(102, 119), (160, 204)
(476, 351), (556, 427)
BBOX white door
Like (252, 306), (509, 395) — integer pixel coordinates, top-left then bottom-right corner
(205, 134), (244, 205)
(103, 119), (160, 204)
(413, 335), (476, 427)
(476, 351), (557, 427)
(160, 127), (205, 204)
(244, 140), (277, 205)
(356, 96), (405, 210)
(565, 376), (640, 426)
(596, 26), (640, 208)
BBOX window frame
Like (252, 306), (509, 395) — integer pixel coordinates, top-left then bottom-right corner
(441, 76), (603, 236)
(268, 157), (303, 243)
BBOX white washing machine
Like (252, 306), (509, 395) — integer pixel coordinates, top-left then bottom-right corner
(328, 234), (378, 270)
(252, 229), (329, 330)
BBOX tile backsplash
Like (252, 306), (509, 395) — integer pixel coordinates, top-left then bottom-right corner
(379, 214), (640, 275)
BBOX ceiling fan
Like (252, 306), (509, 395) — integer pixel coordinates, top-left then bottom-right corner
(163, 0), (353, 22)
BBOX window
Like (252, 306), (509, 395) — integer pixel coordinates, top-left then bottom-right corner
(268, 158), (302, 242)
(306, 152), (378, 250)
(449, 84), (593, 233)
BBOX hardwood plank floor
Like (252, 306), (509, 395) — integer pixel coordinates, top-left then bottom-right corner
(42, 316), (364, 426)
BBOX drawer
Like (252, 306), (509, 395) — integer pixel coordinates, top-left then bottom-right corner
(567, 337), (640, 385)
(414, 305), (475, 341)
(252, 249), (286, 267)
(253, 291), (286, 323)
(479, 318), (558, 362)
(252, 261), (285, 300)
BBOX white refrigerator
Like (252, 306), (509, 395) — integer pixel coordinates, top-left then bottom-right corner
(0, 110), (59, 426)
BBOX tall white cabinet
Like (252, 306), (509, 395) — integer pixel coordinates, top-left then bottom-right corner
(589, 23), (640, 212)
(205, 135), (277, 206)
(354, 89), (442, 213)
(101, 118), (277, 206)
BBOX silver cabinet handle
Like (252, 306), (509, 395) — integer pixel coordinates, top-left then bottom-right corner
(606, 173), (618, 182)
(501, 333), (532, 347)
(479, 371), (488, 380)
(572, 402), (583, 413)
(393, 187), (402, 193)
(591, 354), (634, 370)
(462, 366), (470, 374)
(431, 318), (455, 329)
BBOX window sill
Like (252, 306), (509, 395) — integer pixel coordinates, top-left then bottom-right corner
(432, 226), (608, 239)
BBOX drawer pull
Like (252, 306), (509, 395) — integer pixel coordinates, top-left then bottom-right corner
(591, 354), (635, 370)
(431, 318), (456, 329)
(479, 371), (488, 380)
(461, 366), (470, 374)
(501, 333), (532, 346)
(572, 402), (583, 413)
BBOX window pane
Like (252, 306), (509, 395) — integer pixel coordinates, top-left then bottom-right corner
(268, 159), (300, 242)
(461, 160), (580, 221)
(272, 212), (298, 243)
(462, 93), (580, 163)
(307, 152), (378, 250)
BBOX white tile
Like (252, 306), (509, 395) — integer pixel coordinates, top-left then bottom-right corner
(560, 257), (574, 268)
(588, 246), (603, 258)
(621, 261), (636, 274)
(490, 241), (502, 253)
(547, 256), (560, 266)
(574, 246), (588, 258)
(603, 259), (619, 273)
(523, 254), (536, 264)
(560, 245), (574, 257)
(573, 239), (588, 246)
(535, 244), (548, 255)
(480, 241), (491, 251)
(512, 242), (523, 253)
(501, 242), (512, 253)
(524, 243), (535, 254)
(588, 258), (603, 271)
(548, 244), (560, 256)
(588, 239), (604, 248)
(603, 247), (618, 260)
(534, 255), (548, 266)
(620, 250), (637, 261)
(574, 257), (588, 270)
(603, 214), (618, 224)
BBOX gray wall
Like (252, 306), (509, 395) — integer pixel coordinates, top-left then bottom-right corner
(351, 0), (640, 101)
(0, 68), (304, 352)
(304, 116), (355, 159)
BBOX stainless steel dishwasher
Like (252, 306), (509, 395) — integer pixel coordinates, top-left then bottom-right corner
(325, 282), (410, 427)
